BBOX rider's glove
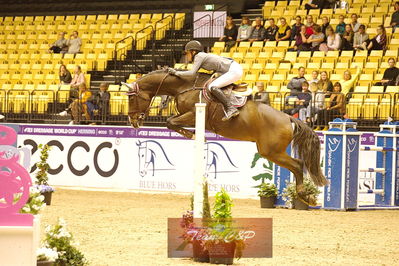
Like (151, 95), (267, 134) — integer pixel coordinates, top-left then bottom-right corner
(168, 68), (177, 75)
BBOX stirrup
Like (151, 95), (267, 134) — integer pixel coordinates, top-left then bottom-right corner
(222, 109), (239, 121)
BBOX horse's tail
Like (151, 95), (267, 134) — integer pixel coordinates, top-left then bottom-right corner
(290, 118), (328, 187)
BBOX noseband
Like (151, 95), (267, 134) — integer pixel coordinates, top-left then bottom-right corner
(127, 73), (169, 120)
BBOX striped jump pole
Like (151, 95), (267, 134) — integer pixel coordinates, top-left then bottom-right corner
(323, 119), (361, 210)
(193, 101), (207, 218)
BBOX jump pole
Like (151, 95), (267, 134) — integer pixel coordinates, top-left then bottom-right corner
(193, 102), (207, 218)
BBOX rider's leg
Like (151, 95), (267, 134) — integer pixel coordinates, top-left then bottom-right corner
(209, 62), (243, 121)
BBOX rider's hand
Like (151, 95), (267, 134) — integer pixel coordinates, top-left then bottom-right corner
(168, 68), (177, 75)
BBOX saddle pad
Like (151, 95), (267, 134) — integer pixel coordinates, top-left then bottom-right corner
(202, 87), (247, 108)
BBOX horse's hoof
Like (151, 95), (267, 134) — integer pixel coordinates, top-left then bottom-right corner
(297, 192), (317, 207)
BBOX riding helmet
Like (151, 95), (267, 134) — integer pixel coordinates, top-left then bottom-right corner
(184, 40), (204, 52)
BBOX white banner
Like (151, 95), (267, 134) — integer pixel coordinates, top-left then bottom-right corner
(193, 11), (226, 38)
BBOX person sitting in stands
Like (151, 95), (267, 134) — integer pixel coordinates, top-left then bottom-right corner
(353, 25), (368, 50)
(336, 15), (346, 35)
(264, 18), (278, 41)
(363, 25), (387, 51)
(59, 84), (92, 125)
(249, 17), (266, 42)
(319, 26), (341, 53)
(91, 82), (111, 120)
(287, 67), (307, 96)
(284, 81), (312, 121)
(237, 17), (252, 42)
(390, 1), (399, 33)
(289, 25), (310, 52)
(59, 64), (72, 84)
(291, 16), (304, 41)
(219, 16), (238, 52)
(275, 17), (291, 42)
(341, 24), (354, 50)
(49, 32), (67, 53)
(350, 14), (360, 33)
(306, 80), (326, 124)
(305, 24), (324, 51)
(317, 71), (333, 98)
(339, 66), (361, 94)
(305, 15), (315, 36)
(63, 31), (82, 54)
(315, 82), (345, 129)
(309, 70), (319, 85)
(321, 16), (330, 37)
(252, 82), (270, 105)
(375, 58), (399, 90)
(70, 65), (85, 89)
(305, 0), (325, 10)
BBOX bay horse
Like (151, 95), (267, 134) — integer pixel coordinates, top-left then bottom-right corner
(127, 69), (328, 205)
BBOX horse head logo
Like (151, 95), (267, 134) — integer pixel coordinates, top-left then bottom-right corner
(327, 137), (341, 152)
(205, 142), (238, 179)
(136, 140), (174, 177)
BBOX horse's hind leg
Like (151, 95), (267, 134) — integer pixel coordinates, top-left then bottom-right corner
(258, 145), (317, 206)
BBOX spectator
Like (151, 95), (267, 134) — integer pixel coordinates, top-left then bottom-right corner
(59, 64), (72, 84)
(320, 26), (341, 52)
(375, 58), (399, 89)
(249, 17), (266, 42)
(287, 67), (306, 96)
(305, 0), (325, 11)
(284, 81), (312, 121)
(291, 16), (304, 41)
(364, 25), (387, 51)
(289, 25), (310, 52)
(91, 82), (111, 120)
(306, 24), (324, 51)
(276, 17), (291, 41)
(339, 66), (361, 94)
(350, 14), (360, 33)
(317, 71), (334, 98)
(219, 16), (238, 52)
(321, 16), (330, 36)
(341, 24), (354, 50)
(335, 0), (349, 11)
(305, 15), (315, 36)
(252, 82), (270, 105)
(309, 70), (319, 85)
(63, 31), (82, 54)
(315, 82), (345, 129)
(353, 25), (369, 50)
(59, 83), (92, 125)
(70, 65), (85, 89)
(237, 17), (252, 42)
(336, 15), (346, 35)
(264, 18), (278, 41)
(306, 79), (326, 124)
(391, 1), (399, 32)
(49, 32), (67, 53)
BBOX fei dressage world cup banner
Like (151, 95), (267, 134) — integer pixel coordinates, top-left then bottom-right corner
(11, 124), (377, 199)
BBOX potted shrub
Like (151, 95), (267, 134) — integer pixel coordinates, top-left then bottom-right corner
(35, 144), (55, 205)
(42, 218), (88, 265)
(36, 247), (58, 266)
(18, 185), (46, 215)
(205, 189), (244, 265)
(257, 182), (278, 208)
(282, 179), (320, 210)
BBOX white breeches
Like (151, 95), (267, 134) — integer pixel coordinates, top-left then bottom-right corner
(208, 61), (243, 88)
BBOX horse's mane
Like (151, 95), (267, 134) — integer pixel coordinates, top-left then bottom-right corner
(144, 68), (211, 86)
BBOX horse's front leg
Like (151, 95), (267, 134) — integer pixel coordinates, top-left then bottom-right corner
(166, 111), (195, 139)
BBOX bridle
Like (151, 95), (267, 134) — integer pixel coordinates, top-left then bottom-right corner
(127, 72), (169, 121)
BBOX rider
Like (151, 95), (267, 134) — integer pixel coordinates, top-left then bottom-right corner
(168, 40), (243, 121)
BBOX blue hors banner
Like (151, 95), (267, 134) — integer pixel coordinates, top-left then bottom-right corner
(324, 135), (343, 209)
(345, 135), (360, 210)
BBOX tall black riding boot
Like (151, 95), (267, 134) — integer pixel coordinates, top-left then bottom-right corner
(210, 87), (239, 121)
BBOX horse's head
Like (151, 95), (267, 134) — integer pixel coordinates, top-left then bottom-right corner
(127, 69), (170, 129)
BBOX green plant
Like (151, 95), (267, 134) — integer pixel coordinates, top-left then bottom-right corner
(257, 182), (278, 198)
(250, 153), (273, 183)
(43, 218), (88, 265)
(282, 178), (321, 207)
(14, 186), (46, 215)
(205, 189), (245, 259)
(35, 144), (51, 185)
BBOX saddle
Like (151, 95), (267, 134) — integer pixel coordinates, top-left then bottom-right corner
(202, 74), (252, 108)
